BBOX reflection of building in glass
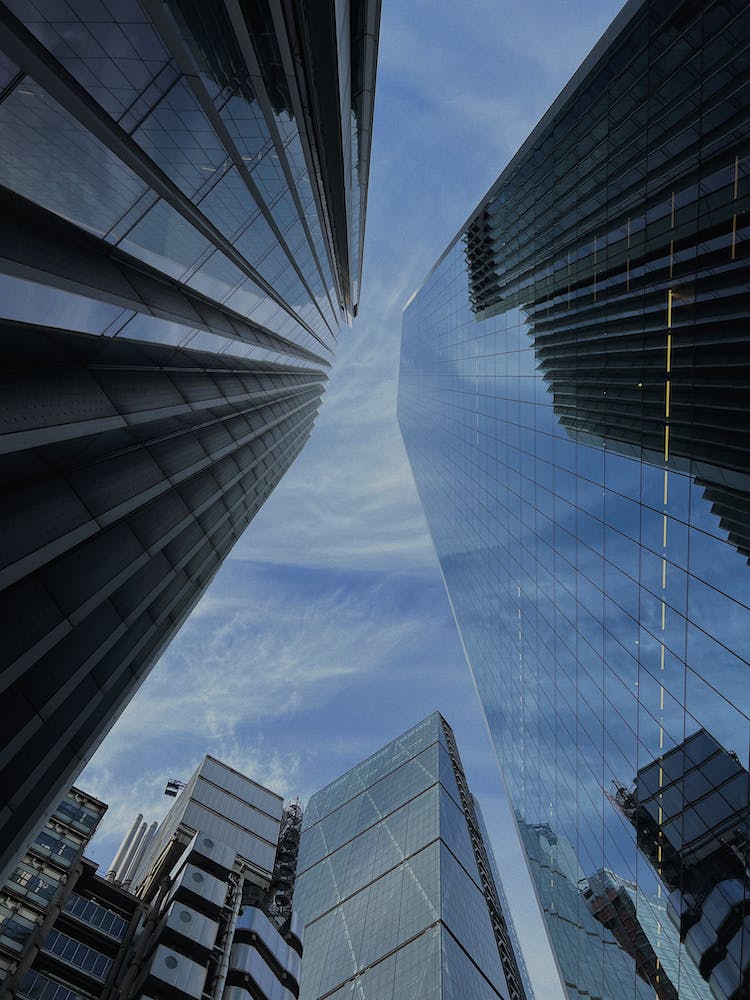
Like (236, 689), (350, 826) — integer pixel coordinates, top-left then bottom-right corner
(473, 799), (535, 1000)
(526, 273), (750, 561)
(399, 0), (750, 997)
(0, 0), (381, 887)
(293, 713), (530, 999)
(616, 729), (750, 999)
(519, 821), (653, 1000)
(0, 756), (304, 1000)
(582, 868), (712, 1000)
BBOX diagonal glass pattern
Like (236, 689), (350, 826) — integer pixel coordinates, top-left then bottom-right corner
(294, 714), (528, 999)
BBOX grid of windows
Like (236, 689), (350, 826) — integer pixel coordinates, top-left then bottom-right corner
(63, 893), (129, 941)
(399, 1), (749, 998)
(18, 969), (87, 1000)
(0, 0), (380, 888)
(31, 833), (81, 869)
(8, 863), (61, 905)
(42, 929), (111, 981)
(294, 714), (523, 999)
(0, 904), (37, 952)
(53, 799), (102, 835)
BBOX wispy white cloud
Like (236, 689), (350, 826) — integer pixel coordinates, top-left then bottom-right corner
(81, 570), (437, 865)
(87, 580), (424, 761)
(230, 280), (436, 573)
(227, 0), (622, 587)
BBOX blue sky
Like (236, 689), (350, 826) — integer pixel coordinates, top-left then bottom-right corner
(81, 2), (624, 995)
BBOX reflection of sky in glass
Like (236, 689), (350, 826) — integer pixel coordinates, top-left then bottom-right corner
(399, 1), (750, 995)
(295, 714), (520, 999)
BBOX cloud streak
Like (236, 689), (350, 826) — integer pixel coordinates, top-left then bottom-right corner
(82, 563), (446, 867)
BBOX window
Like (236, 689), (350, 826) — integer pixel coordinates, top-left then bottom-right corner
(64, 894), (128, 941)
(43, 930), (112, 980)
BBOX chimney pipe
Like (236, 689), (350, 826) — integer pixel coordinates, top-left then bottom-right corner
(106, 813), (143, 881)
(115, 821), (146, 883)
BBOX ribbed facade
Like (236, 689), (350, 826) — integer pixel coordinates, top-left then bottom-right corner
(399, 1), (749, 997)
(0, 0), (380, 886)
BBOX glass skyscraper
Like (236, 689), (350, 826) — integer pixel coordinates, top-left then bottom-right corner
(399, 1), (749, 997)
(293, 713), (531, 1000)
(0, 0), (380, 887)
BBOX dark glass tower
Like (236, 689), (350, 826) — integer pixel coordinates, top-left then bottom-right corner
(399, 0), (749, 997)
(0, 0), (380, 885)
(292, 713), (531, 1000)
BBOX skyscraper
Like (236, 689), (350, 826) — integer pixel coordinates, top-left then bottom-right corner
(292, 712), (531, 1000)
(399, 0), (749, 997)
(0, 756), (304, 1000)
(0, 0), (381, 885)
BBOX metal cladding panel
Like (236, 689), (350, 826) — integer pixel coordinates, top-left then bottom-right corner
(190, 780), (281, 842)
(132, 753), (284, 889)
(164, 901), (219, 951)
(147, 944), (207, 999)
(229, 942), (297, 1000)
(235, 906), (302, 983)
(198, 759), (283, 821)
(170, 863), (227, 911)
(288, 912), (304, 954)
(188, 831), (238, 876)
(180, 803), (277, 875)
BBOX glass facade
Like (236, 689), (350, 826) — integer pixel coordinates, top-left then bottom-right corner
(293, 713), (530, 1000)
(581, 869), (712, 1000)
(398, 1), (749, 998)
(0, 0), (380, 886)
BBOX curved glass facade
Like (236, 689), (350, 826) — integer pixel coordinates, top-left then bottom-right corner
(399, 1), (749, 997)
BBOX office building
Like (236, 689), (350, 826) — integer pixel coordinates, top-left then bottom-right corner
(0, 0), (381, 886)
(2, 859), (143, 1000)
(0, 787), (109, 986)
(0, 755), (304, 1000)
(292, 712), (530, 1000)
(399, 0), (749, 996)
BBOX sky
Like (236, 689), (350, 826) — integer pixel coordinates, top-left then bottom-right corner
(81, 2), (624, 996)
